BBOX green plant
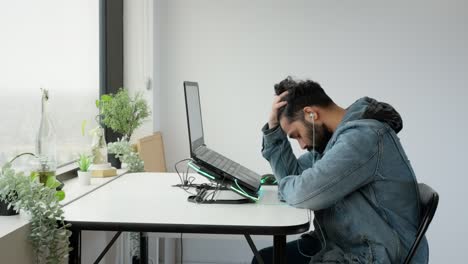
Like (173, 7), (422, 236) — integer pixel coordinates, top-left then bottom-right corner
(0, 152), (36, 210)
(77, 154), (92, 172)
(97, 88), (150, 140)
(81, 120), (87, 136)
(0, 154), (71, 263)
(107, 138), (144, 172)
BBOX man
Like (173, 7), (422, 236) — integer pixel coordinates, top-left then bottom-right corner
(253, 77), (428, 264)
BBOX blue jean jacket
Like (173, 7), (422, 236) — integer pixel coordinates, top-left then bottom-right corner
(261, 97), (428, 264)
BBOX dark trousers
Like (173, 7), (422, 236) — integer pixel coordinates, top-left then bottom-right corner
(251, 232), (322, 264)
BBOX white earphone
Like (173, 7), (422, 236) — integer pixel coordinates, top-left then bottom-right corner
(309, 112), (315, 122)
(309, 112), (316, 164)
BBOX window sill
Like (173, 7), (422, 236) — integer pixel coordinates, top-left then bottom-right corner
(61, 169), (127, 206)
(0, 169), (127, 240)
(56, 161), (79, 176)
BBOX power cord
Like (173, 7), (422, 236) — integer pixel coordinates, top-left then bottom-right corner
(174, 159), (197, 195)
(206, 176), (226, 201)
(190, 182), (225, 204)
(174, 158), (193, 183)
(174, 159), (250, 204)
(173, 158), (222, 203)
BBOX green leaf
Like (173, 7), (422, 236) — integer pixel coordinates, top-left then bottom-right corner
(77, 153), (92, 171)
(2, 162), (12, 170)
(81, 120), (87, 136)
(51, 181), (61, 189)
(30, 171), (38, 181)
(98, 88), (149, 139)
(45, 175), (56, 188)
(55, 191), (65, 201)
(101, 94), (112, 102)
(0, 159), (72, 261)
(95, 99), (100, 108)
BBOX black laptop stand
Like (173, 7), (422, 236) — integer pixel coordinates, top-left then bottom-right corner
(187, 161), (260, 204)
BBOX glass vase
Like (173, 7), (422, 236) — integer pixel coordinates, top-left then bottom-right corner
(35, 88), (57, 184)
(91, 126), (108, 164)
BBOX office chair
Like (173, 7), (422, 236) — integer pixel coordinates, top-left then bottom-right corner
(403, 183), (439, 264)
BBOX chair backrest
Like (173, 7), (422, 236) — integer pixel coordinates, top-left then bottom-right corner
(403, 183), (439, 264)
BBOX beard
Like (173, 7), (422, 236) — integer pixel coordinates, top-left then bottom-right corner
(304, 122), (333, 153)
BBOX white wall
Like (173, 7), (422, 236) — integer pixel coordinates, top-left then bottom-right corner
(156, 0), (468, 263)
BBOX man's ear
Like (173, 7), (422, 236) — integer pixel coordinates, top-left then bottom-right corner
(303, 106), (319, 122)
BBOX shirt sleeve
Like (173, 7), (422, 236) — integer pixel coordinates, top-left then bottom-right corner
(261, 123), (320, 178)
(277, 126), (380, 210)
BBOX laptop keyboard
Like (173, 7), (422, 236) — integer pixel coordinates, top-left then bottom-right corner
(197, 148), (259, 183)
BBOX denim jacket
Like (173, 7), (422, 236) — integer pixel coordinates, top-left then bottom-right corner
(261, 97), (428, 263)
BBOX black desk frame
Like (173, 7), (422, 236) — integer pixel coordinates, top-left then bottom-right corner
(67, 220), (309, 264)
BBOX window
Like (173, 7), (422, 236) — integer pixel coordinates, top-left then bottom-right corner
(0, 1), (99, 169)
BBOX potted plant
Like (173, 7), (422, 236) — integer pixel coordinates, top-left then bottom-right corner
(98, 88), (150, 141)
(0, 154), (71, 262)
(97, 88), (150, 168)
(0, 152), (35, 216)
(77, 154), (92, 185)
(107, 137), (144, 173)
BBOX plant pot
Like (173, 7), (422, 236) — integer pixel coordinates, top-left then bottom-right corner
(0, 199), (19, 216)
(132, 255), (140, 264)
(107, 153), (122, 169)
(77, 171), (92, 186)
(106, 130), (124, 169)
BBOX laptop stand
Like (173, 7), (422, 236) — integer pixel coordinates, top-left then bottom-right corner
(187, 161), (260, 203)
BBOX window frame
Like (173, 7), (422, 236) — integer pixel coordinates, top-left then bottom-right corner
(100, 0), (124, 145)
(55, 0), (123, 177)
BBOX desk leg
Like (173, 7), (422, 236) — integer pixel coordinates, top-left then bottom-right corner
(140, 232), (148, 264)
(273, 235), (286, 264)
(69, 228), (81, 264)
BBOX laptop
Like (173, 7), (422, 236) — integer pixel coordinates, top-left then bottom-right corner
(183, 81), (261, 196)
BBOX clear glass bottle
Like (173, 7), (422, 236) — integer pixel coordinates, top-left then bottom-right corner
(35, 88), (57, 183)
(91, 126), (108, 164)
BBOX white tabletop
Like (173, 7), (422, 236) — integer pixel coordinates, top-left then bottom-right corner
(63, 172), (311, 235)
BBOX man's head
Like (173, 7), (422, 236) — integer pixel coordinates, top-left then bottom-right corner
(275, 76), (335, 153)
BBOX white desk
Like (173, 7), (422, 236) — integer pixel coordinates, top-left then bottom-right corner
(63, 172), (311, 264)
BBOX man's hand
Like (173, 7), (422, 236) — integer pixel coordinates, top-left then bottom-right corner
(268, 91), (288, 129)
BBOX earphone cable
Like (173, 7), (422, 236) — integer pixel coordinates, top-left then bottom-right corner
(311, 120), (327, 251)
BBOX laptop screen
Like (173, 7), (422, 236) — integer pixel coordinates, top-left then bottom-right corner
(184, 81), (261, 193)
(184, 82), (205, 155)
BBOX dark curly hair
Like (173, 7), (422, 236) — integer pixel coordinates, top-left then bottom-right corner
(275, 76), (334, 122)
